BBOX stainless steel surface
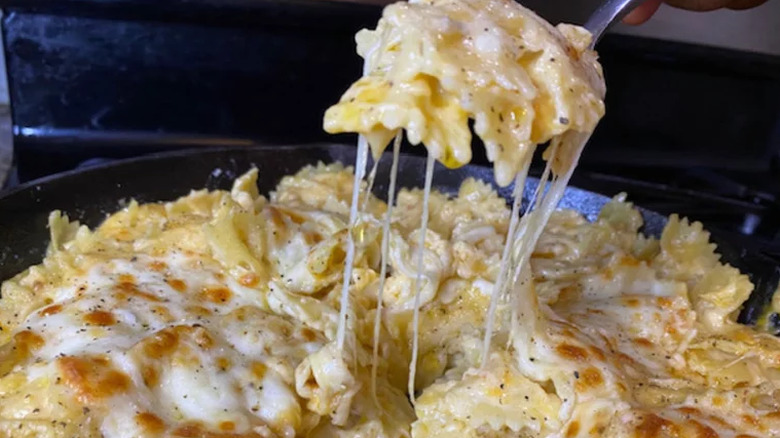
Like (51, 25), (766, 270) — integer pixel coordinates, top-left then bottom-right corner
(584, 0), (646, 46)
(613, 1), (780, 56)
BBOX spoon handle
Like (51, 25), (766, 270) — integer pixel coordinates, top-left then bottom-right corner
(584, 0), (646, 47)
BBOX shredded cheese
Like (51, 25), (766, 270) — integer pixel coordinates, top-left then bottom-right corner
(336, 135), (370, 351)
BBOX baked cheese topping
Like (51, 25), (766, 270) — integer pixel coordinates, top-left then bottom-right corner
(324, 0), (605, 186)
(2, 166), (780, 438)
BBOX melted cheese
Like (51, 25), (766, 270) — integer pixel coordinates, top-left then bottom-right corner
(1, 168), (779, 438)
(336, 135), (371, 351)
(409, 154), (437, 404)
(2, 0), (778, 436)
(324, 0), (605, 186)
(372, 132), (403, 404)
(324, 0), (605, 395)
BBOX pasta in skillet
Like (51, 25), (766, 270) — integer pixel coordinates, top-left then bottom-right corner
(2, 0), (779, 437)
(1, 166), (777, 437)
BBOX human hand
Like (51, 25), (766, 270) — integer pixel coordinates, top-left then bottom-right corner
(623, 0), (770, 25)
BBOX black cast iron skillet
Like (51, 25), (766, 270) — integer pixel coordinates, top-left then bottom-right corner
(0, 144), (776, 326)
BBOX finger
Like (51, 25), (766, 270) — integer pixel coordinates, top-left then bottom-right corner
(664, 0), (731, 11)
(623, 0), (664, 24)
(727, 0), (769, 9)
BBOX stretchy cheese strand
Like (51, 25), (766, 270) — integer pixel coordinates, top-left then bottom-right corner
(337, 136), (370, 351)
(371, 131), (402, 406)
(480, 158), (530, 367)
(408, 153), (436, 405)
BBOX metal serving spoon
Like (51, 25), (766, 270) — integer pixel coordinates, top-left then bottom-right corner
(584, 0), (647, 46)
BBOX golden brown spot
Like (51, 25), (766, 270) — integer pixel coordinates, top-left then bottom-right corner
(284, 210), (306, 225)
(171, 424), (201, 438)
(633, 338), (654, 348)
(84, 310), (116, 326)
(142, 365), (160, 387)
(142, 329), (180, 359)
(57, 355), (131, 402)
(193, 327), (215, 350)
(149, 261), (168, 272)
(299, 327), (317, 342)
(678, 408), (700, 417)
(733, 330), (753, 343)
(656, 297), (672, 308)
(153, 306), (175, 323)
(303, 230), (323, 245)
(565, 421), (580, 438)
(216, 357), (231, 372)
(689, 421), (717, 438)
(115, 229), (133, 241)
(635, 414), (679, 438)
(14, 330), (45, 356)
(202, 287), (232, 304)
(186, 305), (213, 317)
(624, 297), (640, 308)
(576, 367), (603, 391)
(251, 362), (267, 380)
(617, 352), (637, 366)
(118, 273), (136, 284)
(170, 421), (263, 438)
(764, 411), (780, 419)
(589, 346), (606, 361)
(706, 414), (730, 429)
(712, 396), (724, 407)
(565, 45), (581, 62)
(219, 422), (235, 432)
(268, 207), (285, 228)
(39, 304), (63, 316)
(556, 343), (589, 361)
(167, 279), (187, 292)
(532, 252), (555, 259)
(136, 412), (166, 434)
(742, 415), (760, 429)
(620, 255), (640, 267)
(558, 286), (581, 302)
(601, 267), (614, 280)
(116, 281), (162, 302)
(238, 274), (259, 287)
